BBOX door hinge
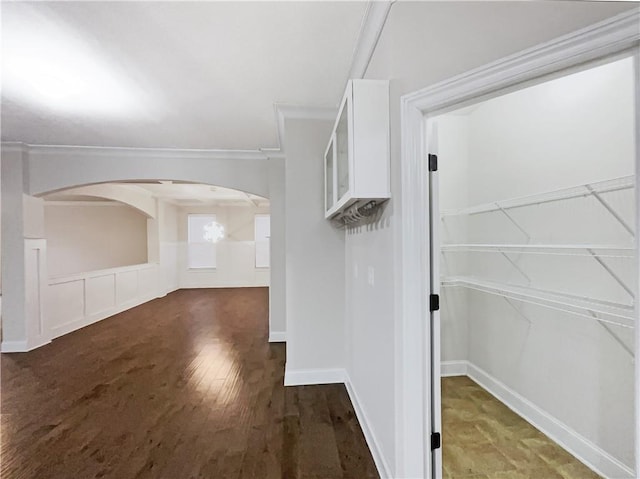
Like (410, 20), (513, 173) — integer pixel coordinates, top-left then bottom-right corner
(428, 154), (438, 172)
(430, 294), (440, 312)
(431, 432), (441, 450)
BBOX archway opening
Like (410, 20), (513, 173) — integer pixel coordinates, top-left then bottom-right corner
(38, 180), (272, 343)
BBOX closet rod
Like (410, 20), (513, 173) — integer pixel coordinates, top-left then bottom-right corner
(442, 277), (634, 328)
(442, 175), (634, 218)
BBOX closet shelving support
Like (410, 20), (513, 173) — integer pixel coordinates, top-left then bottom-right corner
(441, 175), (635, 222)
(441, 244), (634, 258)
(440, 174), (635, 337)
(441, 277), (634, 329)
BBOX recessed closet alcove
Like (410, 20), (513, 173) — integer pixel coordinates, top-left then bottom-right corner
(434, 55), (636, 478)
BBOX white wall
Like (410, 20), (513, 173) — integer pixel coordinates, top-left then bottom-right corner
(27, 146), (270, 198)
(45, 203), (149, 276)
(284, 117), (346, 374)
(4, 144), (285, 349)
(157, 200), (179, 295)
(351, 2), (636, 476)
(437, 115), (470, 363)
(438, 56), (636, 470)
(177, 204), (270, 288)
(268, 158), (286, 339)
(2, 146), (29, 345)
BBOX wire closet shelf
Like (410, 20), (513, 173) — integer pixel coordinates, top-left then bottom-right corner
(439, 174), (636, 331)
(441, 277), (634, 329)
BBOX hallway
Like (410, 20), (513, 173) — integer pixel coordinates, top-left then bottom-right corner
(1, 288), (378, 479)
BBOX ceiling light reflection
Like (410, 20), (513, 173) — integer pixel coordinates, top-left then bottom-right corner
(189, 343), (242, 406)
(2, 5), (144, 117)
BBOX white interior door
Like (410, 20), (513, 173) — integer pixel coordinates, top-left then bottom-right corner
(427, 119), (442, 478)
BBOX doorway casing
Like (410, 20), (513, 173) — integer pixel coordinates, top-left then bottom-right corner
(397, 9), (640, 479)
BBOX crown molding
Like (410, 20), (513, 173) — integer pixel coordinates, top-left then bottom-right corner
(347, 0), (394, 81)
(1, 141), (28, 153)
(273, 104), (337, 154)
(260, 148), (286, 160)
(269, 0), (394, 155)
(2, 1), (395, 162)
(397, 8), (640, 478)
(4, 142), (270, 162)
(404, 8), (640, 112)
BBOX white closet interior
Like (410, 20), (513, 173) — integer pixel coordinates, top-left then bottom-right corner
(436, 55), (636, 472)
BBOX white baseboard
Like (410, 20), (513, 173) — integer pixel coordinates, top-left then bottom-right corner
(1, 340), (29, 353)
(268, 331), (286, 343)
(283, 367), (346, 386)
(464, 362), (634, 479)
(179, 282), (270, 289)
(441, 360), (469, 377)
(344, 373), (392, 478)
(1, 338), (52, 352)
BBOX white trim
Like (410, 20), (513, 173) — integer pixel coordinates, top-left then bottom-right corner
(269, 0), (395, 156)
(0, 142), (27, 153)
(347, 1), (395, 80)
(268, 331), (286, 343)
(344, 373), (393, 478)
(634, 44), (640, 479)
(1, 340), (32, 353)
(178, 282), (269, 289)
(396, 92), (430, 479)
(283, 367), (345, 386)
(15, 142), (268, 161)
(405, 9), (640, 113)
(400, 10), (640, 479)
(273, 104), (337, 154)
(466, 362), (635, 479)
(440, 360), (469, 377)
(260, 148), (286, 160)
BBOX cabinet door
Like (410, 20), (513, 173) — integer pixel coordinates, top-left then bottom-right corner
(325, 135), (336, 213)
(335, 94), (351, 201)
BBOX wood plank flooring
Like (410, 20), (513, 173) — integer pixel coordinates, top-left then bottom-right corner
(442, 376), (602, 479)
(1, 288), (378, 479)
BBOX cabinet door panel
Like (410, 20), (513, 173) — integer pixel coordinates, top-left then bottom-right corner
(325, 138), (335, 212)
(336, 99), (350, 200)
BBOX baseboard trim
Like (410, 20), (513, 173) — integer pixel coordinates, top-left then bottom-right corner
(1, 337), (53, 352)
(465, 362), (634, 479)
(283, 367), (345, 386)
(268, 331), (286, 343)
(1, 340), (29, 353)
(441, 360), (469, 377)
(344, 373), (393, 478)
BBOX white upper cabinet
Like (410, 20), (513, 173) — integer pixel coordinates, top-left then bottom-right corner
(324, 79), (390, 219)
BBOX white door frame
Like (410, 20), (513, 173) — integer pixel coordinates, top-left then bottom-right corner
(397, 9), (639, 479)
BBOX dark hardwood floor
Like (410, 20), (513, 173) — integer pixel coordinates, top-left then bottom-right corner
(1, 288), (378, 479)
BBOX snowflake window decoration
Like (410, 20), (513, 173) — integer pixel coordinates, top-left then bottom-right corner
(203, 221), (224, 243)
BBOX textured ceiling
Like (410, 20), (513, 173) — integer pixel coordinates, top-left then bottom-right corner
(1, 1), (367, 150)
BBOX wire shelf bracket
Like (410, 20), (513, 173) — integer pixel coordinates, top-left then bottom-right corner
(442, 277), (634, 329)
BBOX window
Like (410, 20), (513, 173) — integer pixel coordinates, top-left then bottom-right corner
(254, 214), (270, 268)
(187, 214), (223, 269)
